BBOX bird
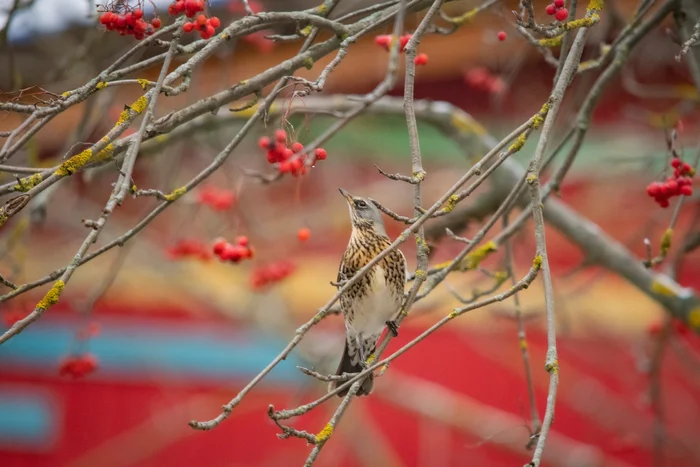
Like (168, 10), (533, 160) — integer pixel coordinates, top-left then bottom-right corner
(329, 188), (407, 397)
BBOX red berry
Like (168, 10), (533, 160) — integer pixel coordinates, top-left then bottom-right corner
(399, 34), (412, 51)
(554, 0), (565, 7)
(545, 4), (556, 15)
(291, 142), (304, 153)
(497, 31), (507, 41)
(236, 236), (249, 247)
(134, 20), (147, 34)
(275, 129), (287, 143)
(315, 148), (327, 160)
(200, 26), (215, 39)
(297, 228), (311, 242)
(278, 161), (292, 173)
(291, 157), (303, 169)
(671, 158), (682, 169)
(208, 16), (221, 28)
(666, 179), (679, 195)
(414, 53), (428, 66)
(282, 148), (294, 160)
(266, 150), (277, 164)
(213, 239), (228, 255)
(196, 14), (207, 26)
(133, 8), (144, 19)
(646, 182), (661, 197)
(658, 198), (670, 208)
(183, 22), (195, 32)
(681, 185), (693, 196)
(682, 163), (693, 174)
(151, 17), (162, 29)
(100, 13), (111, 25)
(258, 136), (271, 149)
(221, 245), (244, 262)
(555, 8), (569, 21)
(375, 35), (391, 49)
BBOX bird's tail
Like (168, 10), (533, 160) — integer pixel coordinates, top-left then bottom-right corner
(328, 339), (374, 397)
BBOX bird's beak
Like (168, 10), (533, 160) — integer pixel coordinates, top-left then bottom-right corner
(338, 188), (353, 204)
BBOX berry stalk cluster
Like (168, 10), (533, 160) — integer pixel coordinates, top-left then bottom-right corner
(59, 354), (99, 378)
(250, 261), (296, 290)
(545, 0), (569, 22)
(258, 129), (327, 177)
(167, 239), (213, 261)
(374, 34), (429, 66)
(99, 7), (162, 40)
(646, 158), (695, 208)
(169, 0), (221, 39)
(213, 236), (254, 263)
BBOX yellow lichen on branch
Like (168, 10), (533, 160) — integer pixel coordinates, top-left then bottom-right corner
(508, 132), (528, 152)
(586, 0), (605, 11)
(650, 279), (678, 297)
(315, 423), (334, 444)
(463, 241), (498, 270)
(36, 280), (65, 310)
(545, 359), (560, 374)
(450, 112), (487, 136)
(444, 8), (478, 25)
(13, 173), (43, 192)
(539, 35), (564, 47)
(660, 228), (673, 256)
(164, 187), (187, 201)
(563, 14), (600, 31)
(54, 149), (93, 176)
(688, 308), (700, 329)
(116, 95), (149, 126)
(137, 78), (150, 90)
(442, 195), (460, 213)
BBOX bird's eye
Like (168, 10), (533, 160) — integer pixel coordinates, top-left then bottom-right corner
(356, 200), (367, 208)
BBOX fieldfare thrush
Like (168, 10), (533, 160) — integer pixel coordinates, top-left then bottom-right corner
(328, 188), (407, 397)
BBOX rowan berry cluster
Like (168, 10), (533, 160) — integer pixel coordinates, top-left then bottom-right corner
(59, 354), (98, 379)
(167, 239), (213, 261)
(213, 237), (254, 263)
(99, 7), (161, 40)
(545, 0), (569, 21)
(250, 261), (296, 289)
(646, 158), (695, 208)
(464, 67), (505, 94)
(169, 1), (221, 39)
(196, 186), (236, 211)
(374, 34), (429, 66)
(258, 129), (327, 176)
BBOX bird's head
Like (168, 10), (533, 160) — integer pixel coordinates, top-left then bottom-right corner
(339, 188), (387, 237)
